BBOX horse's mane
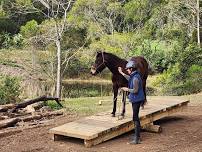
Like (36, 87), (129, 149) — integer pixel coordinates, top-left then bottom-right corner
(104, 52), (126, 64)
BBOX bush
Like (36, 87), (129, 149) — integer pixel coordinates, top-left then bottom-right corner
(0, 33), (24, 49)
(0, 32), (13, 48)
(0, 75), (21, 104)
(178, 44), (202, 78)
(13, 33), (24, 48)
(20, 20), (38, 38)
(152, 63), (202, 95)
(133, 40), (182, 72)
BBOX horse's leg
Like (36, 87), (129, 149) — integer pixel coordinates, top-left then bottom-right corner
(121, 91), (126, 116)
(112, 84), (118, 117)
(141, 79), (147, 108)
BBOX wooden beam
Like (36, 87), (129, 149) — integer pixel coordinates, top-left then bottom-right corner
(143, 123), (162, 133)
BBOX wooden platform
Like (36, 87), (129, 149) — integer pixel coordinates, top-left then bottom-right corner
(50, 96), (189, 147)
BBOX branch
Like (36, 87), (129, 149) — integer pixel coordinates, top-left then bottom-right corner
(61, 41), (88, 77)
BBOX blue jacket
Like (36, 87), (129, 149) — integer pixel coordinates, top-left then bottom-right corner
(128, 71), (145, 103)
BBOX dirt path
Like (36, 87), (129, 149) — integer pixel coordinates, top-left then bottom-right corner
(0, 96), (202, 152)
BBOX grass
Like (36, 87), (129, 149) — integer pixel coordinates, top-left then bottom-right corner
(47, 92), (202, 116)
(47, 96), (123, 116)
(63, 96), (115, 116)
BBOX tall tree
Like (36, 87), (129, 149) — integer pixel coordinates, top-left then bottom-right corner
(196, 0), (200, 46)
(36, 0), (73, 99)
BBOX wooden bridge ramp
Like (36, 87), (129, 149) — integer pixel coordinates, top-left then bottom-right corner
(49, 96), (189, 147)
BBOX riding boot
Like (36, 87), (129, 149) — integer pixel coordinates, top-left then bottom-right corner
(130, 121), (141, 144)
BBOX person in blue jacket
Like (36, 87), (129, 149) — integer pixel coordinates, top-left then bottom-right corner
(118, 60), (145, 144)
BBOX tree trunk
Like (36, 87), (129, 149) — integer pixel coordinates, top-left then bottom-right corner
(56, 39), (62, 99)
(197, 0), (200, 46)
(0, 118), (20, 129)
(10, 95), (62, 113)
(0, 104), (15, 112)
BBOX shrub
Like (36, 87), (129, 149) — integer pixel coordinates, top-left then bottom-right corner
(13, 33), (24, 48)
(20, 20), (38, 38)
(0, 75), (21, 104)
(0, 33), (24, 49)
(0, 32), (13, 48)
(152, 63), (202, 95)
(133, 40), (181, 72)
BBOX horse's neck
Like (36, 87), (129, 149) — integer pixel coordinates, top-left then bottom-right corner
(105, 55), (126, 74)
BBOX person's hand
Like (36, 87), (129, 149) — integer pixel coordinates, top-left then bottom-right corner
(121, 87), (128, 92)
(118, 67), (123, 74)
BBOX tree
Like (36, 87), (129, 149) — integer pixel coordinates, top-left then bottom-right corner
(196, 0), (200, 46)
(12, 0), (74, 99)
(165, 0), (201, 46)
(36, 0), (73, 99)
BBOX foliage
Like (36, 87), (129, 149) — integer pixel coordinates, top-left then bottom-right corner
(0, 32), (12, 48)
(20, 20), (38, 38)
(0, 18), (18, 34)
(0, 0), (201, 97)
(12, 33), (24, 48)
(89, 32), (134, 57)
(130, 39), (182, 72)
(0, 75), (21, 104)
(152, 49), (202, 95)
(0, 32), (24, 49)
(178, 44), (202, 77)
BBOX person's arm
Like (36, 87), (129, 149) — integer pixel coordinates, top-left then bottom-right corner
(121, 78), (139, 93)
(128, 78), (139, 94)
(118, 67), (130, 81)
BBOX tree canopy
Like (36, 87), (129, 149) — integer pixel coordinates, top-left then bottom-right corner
(0, 0), (201, 96)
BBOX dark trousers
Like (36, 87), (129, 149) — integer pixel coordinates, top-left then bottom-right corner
(132, 102), (142, 138)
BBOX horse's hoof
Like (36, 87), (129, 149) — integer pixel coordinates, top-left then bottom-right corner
(118, 115), (124, 120)
(111, 113), (115, 117)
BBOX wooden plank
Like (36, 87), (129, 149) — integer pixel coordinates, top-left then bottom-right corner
(84, 102), (188, 147)
(84, 121), (134, 147)
(50, 97), (189, 147)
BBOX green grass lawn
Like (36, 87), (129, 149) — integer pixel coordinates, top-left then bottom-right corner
(63, 96), (115, 116)
(48, 96), (126, 116)
(47, 92), (202, 116)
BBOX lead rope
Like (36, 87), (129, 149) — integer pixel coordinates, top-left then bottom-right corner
(98, 72), (123, 120)
(117, 89), (124, 120)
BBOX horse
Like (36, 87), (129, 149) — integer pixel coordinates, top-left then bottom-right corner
(91, 51), (149, 117)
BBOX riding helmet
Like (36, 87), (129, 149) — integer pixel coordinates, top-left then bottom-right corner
(125, 60), (137, 69)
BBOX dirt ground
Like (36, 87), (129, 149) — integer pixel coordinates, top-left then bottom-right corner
(0, 95), (202, 152)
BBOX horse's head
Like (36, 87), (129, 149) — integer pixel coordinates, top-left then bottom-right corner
(91, 51), (107, 75)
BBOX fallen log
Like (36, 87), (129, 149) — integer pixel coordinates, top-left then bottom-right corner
(0, 115), (9, 120)
(10, 95), (63, 113)
(0, 104), (15, 112)
(41, 110), (63, 117)
(20, 115), (42, 122)
(18, 110), (63, 122)
(0, 118), (20, 129)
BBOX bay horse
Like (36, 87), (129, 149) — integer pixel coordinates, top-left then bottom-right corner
(91, 51), (149, 117)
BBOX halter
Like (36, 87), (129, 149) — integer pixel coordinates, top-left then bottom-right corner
(95, 51), (106, 73)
